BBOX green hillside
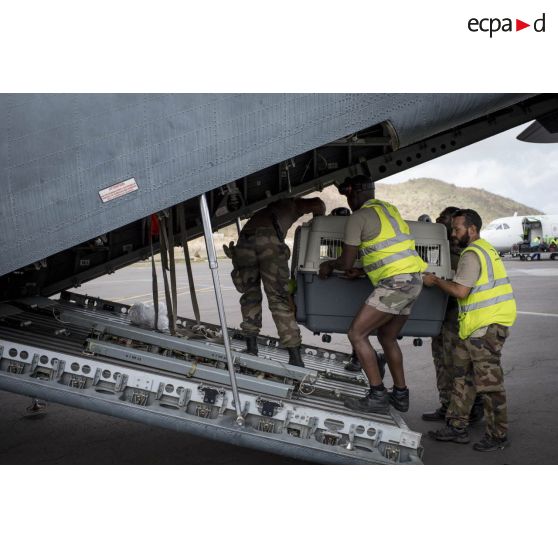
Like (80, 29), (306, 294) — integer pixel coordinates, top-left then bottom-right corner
(318, 178), (542, 226)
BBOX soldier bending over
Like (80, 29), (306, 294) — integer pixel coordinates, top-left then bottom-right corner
(227, 197), (325, 367)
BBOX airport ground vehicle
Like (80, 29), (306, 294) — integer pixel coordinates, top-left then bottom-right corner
(508, 216), (558, 260)
(482, 215), (558, 256)
(512, 246), (557, 261)
(2, 94), (558, 464)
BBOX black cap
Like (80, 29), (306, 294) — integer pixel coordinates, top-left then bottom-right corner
(337, 175), (375, 196)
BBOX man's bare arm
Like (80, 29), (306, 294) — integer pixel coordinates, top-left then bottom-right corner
(319, 244), (359, 278)
(423, 272), (471, 299)
(324, 244), (359, 271)
(340, 244), (358, 270)
(297, 197), (326, 217)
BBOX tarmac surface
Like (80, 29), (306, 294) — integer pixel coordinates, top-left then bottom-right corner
(1, 257), (557, 465)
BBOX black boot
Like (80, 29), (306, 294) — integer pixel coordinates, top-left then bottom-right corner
(473, 435), (508, 452)
(429, 425), (470, 444)
(287, 346), (305, 368)
(422, 405), (448, 422)
(344, 387), (390, 414)
(389, 386), (410, 412)
(244, 335), (258, 356)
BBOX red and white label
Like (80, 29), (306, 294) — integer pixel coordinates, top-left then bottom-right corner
(99, 178), (139, 203)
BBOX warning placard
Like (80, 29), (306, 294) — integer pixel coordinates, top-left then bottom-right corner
(99, 178), (139, 203)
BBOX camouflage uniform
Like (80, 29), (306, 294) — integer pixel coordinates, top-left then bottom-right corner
(431, 248), (462, 408)
(431, 305), (460, 408)
(446, 323), (509, 439)
(231, 227), (301, 348)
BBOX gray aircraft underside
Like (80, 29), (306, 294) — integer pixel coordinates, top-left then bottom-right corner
(518, 109), (558, 143)
(2, 93), (558, 465)
(2, 93), (558, 298)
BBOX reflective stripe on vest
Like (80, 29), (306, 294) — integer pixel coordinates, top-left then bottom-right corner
(470, 276), (510, 294)
(363, 249), (420, 273)
(357, 199), (428, 286)
(460, 292), (515, 312)
(358, 205), (414, 256)
(457, 239), (516, 339)
(359, 233), (413, 255)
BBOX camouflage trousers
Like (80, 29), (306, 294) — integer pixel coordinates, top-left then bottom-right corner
(431, 306), (460, 408)
(365, 273), (423, 315)
(232, 227), (301, 348)
(446, 323), (509, 439)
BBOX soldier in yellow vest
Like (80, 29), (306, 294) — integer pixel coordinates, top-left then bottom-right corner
(423, 206), (484, 424)
(319, 175), (427, 414)
(423, 209), (516, 451)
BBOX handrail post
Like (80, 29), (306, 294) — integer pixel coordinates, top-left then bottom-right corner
(199, 194), (244, 426)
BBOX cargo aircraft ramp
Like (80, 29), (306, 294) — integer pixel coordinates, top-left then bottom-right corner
(0, 292), (423, 464)
(2, 93), (558, 464)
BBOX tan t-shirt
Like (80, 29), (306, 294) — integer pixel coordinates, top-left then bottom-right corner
(453, 249), (489, 337)
(453, 251), (481, 287)
(343, 207), (382, 246)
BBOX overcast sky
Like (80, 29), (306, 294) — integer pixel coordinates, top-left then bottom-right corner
(382, 122), (558, 215)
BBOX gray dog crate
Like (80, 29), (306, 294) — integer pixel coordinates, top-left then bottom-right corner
(293, 215), (451, 337)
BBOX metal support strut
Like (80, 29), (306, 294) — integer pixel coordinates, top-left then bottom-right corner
(199, 194), (245, 426)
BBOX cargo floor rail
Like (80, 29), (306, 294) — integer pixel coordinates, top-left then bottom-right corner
(0, 293), (423, 464)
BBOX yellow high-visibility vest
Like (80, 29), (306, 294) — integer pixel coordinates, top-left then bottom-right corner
(358, 199), (428, 286)
(458, 238), (516, 339)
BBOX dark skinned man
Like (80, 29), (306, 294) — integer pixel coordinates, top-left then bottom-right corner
(319, 175), (427, 414)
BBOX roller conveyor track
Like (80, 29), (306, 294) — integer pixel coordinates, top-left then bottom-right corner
(0, 305), (376, 412)
(53, 297), (373, 398)
(0, 293), (423, 464)
(59, 302), (364, 381)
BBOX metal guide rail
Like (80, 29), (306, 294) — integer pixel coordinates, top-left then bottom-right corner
(0, 292), (423, 464)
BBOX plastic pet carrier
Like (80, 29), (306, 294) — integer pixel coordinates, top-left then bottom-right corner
(293, 215), (451, 337)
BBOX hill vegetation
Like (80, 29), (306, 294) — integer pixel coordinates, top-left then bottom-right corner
(318, 178), (542, 225)
(188, 178), (541, 258)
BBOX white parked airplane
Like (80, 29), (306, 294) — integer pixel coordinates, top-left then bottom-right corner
(481, 213), (558, 253)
